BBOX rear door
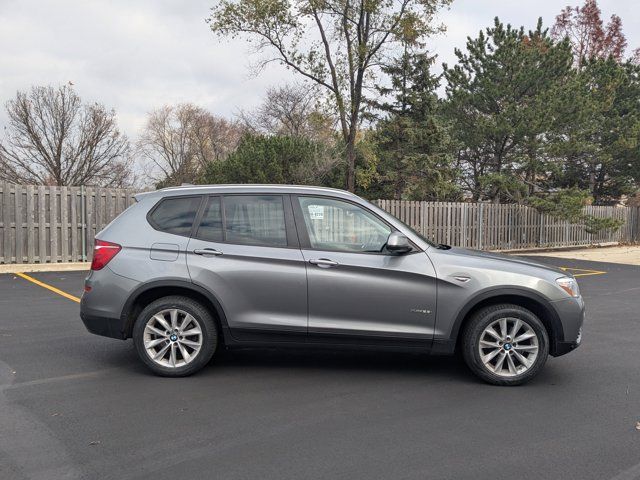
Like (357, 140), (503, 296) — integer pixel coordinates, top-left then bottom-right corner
(293, 195), (437, 345)
(187, 194), (307, 341)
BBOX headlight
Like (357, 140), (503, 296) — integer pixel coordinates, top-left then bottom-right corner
(556, 276), (580, 298)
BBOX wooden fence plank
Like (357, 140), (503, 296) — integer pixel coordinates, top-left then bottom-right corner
(26, 185), (35, 263)
(15, 185), (23, 263)
(60, 186), (69, 262)
(50, 186), (58, 263)
(37, 186), (46, 263)
(2, 182), (10, 263)
(70, 188), (78, 262)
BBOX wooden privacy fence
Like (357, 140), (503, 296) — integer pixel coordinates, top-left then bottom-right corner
(374, 200), (640, 251)
(0, 182), (137, 264)
(1, 181), (640, 264)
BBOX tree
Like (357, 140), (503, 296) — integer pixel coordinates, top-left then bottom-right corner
(208, 0), (451, 192)
(442, 18), (575, 202)
(202, 133), (339, 185)
(551, 58), (640, 204)
(239, 84), (333, 141)
(369, 49), (460, 200)
(0, 85), (132, 187)
(529, 188), (624, 233)
(138, 104), (243, 187)
(552, 0), (628, 70)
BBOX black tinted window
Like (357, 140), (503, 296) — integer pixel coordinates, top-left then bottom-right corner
(224, 195), (287, 247)
(196, 197), (223, 242)
(149, 197), (201, 236)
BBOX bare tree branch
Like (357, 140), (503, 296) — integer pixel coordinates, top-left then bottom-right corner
(0, 85), (132, 186)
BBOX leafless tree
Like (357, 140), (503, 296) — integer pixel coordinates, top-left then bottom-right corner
(0, 85), (132, 187)
(552, 0), (628, 70)
(138, 104), (243, 186)
(240, 85), (319, 135)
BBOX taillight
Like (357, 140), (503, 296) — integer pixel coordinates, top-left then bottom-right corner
(91, 239), (121, 270)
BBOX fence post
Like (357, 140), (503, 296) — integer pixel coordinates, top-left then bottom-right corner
(478, 203), (484, 250)
(81, 185), (86, 262)
(538, 213), (544, 248)
(461, 204), (467, 248)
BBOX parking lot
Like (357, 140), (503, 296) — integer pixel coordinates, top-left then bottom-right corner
(1, 256), (639, 480)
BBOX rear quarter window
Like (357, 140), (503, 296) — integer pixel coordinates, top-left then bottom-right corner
(148, 196), (201, 236)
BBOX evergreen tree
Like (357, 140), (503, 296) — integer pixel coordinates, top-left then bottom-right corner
(369, 48), (460, 201)
(202, 134), (338, 186)
(552, 58), (640, 204)
(442, 18), (575, 202)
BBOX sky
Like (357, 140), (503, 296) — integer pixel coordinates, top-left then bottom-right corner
(1, 0), (639, 141)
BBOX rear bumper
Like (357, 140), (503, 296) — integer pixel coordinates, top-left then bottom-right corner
(80, 266), (139, 340)
(80, 311), (126, 340)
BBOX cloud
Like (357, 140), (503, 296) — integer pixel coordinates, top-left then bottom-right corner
(0, 0), (638, 141)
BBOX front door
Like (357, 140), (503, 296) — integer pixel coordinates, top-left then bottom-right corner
(293, 195), (437, 346)
(187, 194), (307, 341)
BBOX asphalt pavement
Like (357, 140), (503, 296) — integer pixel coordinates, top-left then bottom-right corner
(0, 257), (639, 480)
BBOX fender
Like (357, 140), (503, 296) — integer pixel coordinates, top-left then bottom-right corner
(120, 278), (230, 337)
(446, 286), (565, 344)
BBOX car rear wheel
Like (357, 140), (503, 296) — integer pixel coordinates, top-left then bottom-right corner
(133, 296), (217, 377)
(462, 304), (549, 386)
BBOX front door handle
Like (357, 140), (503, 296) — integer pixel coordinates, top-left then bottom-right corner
(309, 258), (339, 268)
(193, 248), (223, 257)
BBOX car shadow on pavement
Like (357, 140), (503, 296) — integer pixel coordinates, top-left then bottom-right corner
(98, 339), (571, 386)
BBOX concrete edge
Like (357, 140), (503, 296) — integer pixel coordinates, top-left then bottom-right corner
(497, 242), (627, 255)
(0, 263), (90, 274)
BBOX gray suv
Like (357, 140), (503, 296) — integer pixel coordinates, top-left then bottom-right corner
(80, 185), (584, 385)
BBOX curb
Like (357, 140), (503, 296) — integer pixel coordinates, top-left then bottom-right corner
(0, 263), (90, 274)
(498, 242), (624, 255)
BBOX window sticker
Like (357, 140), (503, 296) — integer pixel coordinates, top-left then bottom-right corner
(307, 205), (324, 220)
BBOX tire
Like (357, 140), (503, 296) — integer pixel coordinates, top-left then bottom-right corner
(133, 295), (218, 377)
(461, 304), (549, 386)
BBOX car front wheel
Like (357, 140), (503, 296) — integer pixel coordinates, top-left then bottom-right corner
(133, 296), (218, 377)
(462, 304), (549, 386)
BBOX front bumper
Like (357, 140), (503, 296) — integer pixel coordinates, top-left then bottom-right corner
(553, 327), (582, 356)
(550, 296), (585, 357)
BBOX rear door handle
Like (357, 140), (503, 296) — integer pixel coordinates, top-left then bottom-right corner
(193, 248), (223, 257)
(309, 258), (339, 268)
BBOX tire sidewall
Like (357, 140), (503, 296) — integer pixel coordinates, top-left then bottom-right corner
(133, 296), (217, 377)
(463, 305), (549, 386)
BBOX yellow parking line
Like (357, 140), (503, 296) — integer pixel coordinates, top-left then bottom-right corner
(560, 267), (607, 278)
(15, 272), (81, 303)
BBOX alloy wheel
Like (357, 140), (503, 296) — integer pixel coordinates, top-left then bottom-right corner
(478, 317), (539, 377)
(143, 308), (203, 368)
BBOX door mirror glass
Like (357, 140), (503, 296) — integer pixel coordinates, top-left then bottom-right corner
(386, 232), (412, 254)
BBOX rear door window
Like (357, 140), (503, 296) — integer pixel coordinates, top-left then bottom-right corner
(223, 195), (287, 247)
(195, 197), (223, 242)
(148, 196), (201, 236)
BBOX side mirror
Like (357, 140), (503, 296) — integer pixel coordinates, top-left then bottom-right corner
(386, 232), (412, 254)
